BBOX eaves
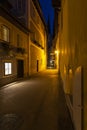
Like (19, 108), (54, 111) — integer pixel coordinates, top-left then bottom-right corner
(0, 5), (29, 35)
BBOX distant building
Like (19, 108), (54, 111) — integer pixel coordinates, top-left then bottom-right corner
(51, 2), (60, 69)
(52, 0), (87, 130)
(47, 16), (53, 68)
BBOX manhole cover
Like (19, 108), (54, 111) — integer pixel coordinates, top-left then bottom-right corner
(0, 114), (23, 130)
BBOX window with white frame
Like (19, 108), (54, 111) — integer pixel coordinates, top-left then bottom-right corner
(2, 25), (9, 42)
(4, 63), (12, 75)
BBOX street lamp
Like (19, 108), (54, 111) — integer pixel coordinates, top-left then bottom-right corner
(55, 50), (60, 55)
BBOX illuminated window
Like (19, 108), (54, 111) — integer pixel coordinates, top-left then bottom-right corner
(4, 63), (12, 75)
(2, 25), (9, 42)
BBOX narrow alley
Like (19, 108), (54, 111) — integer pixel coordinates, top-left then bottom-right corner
(0, 69), (74, 130)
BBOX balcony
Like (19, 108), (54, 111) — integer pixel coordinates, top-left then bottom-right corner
(0, 40), (25, 55)
(0, 40), (10, 50)
(16, 47), (25, 54)
(31, 39), (44, 50)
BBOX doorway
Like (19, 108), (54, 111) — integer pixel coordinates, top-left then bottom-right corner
(37, 60), (39, 72)
(73, 66), (83, 130)
(17, 60), (24, 78)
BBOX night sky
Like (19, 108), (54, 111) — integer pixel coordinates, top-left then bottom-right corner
(39, 0), (54, 35)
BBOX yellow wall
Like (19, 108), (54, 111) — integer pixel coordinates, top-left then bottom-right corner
(29, 0), (47, 75)
(59, 0), (71, 93)
(59, 0), (87, 129)
(0, 16), (29, 78)
(30, 44), (45, 74)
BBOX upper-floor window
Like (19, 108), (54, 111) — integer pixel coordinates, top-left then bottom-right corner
(36, 15), (40, 25)
(17, 34), (23, 47)
(16, 0), (23, 10)
(2, 25), (9, 42)
(61, 10), (63, 30)
(17, 34), (20, 47)
(30, 1), (36, 19)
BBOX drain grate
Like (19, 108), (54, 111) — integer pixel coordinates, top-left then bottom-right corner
(0, 114), (23, 130)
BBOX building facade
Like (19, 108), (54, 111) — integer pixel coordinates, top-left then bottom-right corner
(0, 2), (29, 87)
(28, 0), (47, 75)
(52, 0), (87, 130)
(0, 0), (47, 86)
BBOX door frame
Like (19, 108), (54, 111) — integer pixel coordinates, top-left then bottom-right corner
(73, 66), (83, 130)
(17, 59), (24, 78)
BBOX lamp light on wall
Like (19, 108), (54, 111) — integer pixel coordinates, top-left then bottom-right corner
(55, 50), (60, 55)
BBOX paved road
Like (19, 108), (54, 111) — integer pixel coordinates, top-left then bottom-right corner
(0, 69), (74, 130)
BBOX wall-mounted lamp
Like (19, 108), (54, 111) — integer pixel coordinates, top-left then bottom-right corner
(55, 50), (60, 55)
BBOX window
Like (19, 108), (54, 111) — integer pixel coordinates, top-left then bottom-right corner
(17, 34), (20, 47)
(2, 25), (9, 42)
(36, 15), (39, 25)
(30, 1), (36, 19)
(16, 0), (23, 10)
(4, 63), (12, 75)
(61, 10), (63, 30)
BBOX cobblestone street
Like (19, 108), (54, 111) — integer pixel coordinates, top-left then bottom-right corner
(0, 69), (74, 130)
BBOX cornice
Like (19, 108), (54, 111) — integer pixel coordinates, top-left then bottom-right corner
(0, 5), (29, 35)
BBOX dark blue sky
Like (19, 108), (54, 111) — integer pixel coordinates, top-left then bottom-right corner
(39, 0), (54, 35)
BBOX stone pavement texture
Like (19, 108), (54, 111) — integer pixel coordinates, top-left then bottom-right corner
(0, 114), (23, 130)
(0, 69), (74, 130)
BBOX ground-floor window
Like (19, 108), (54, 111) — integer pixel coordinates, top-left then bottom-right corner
(4, 62), (12, 75)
